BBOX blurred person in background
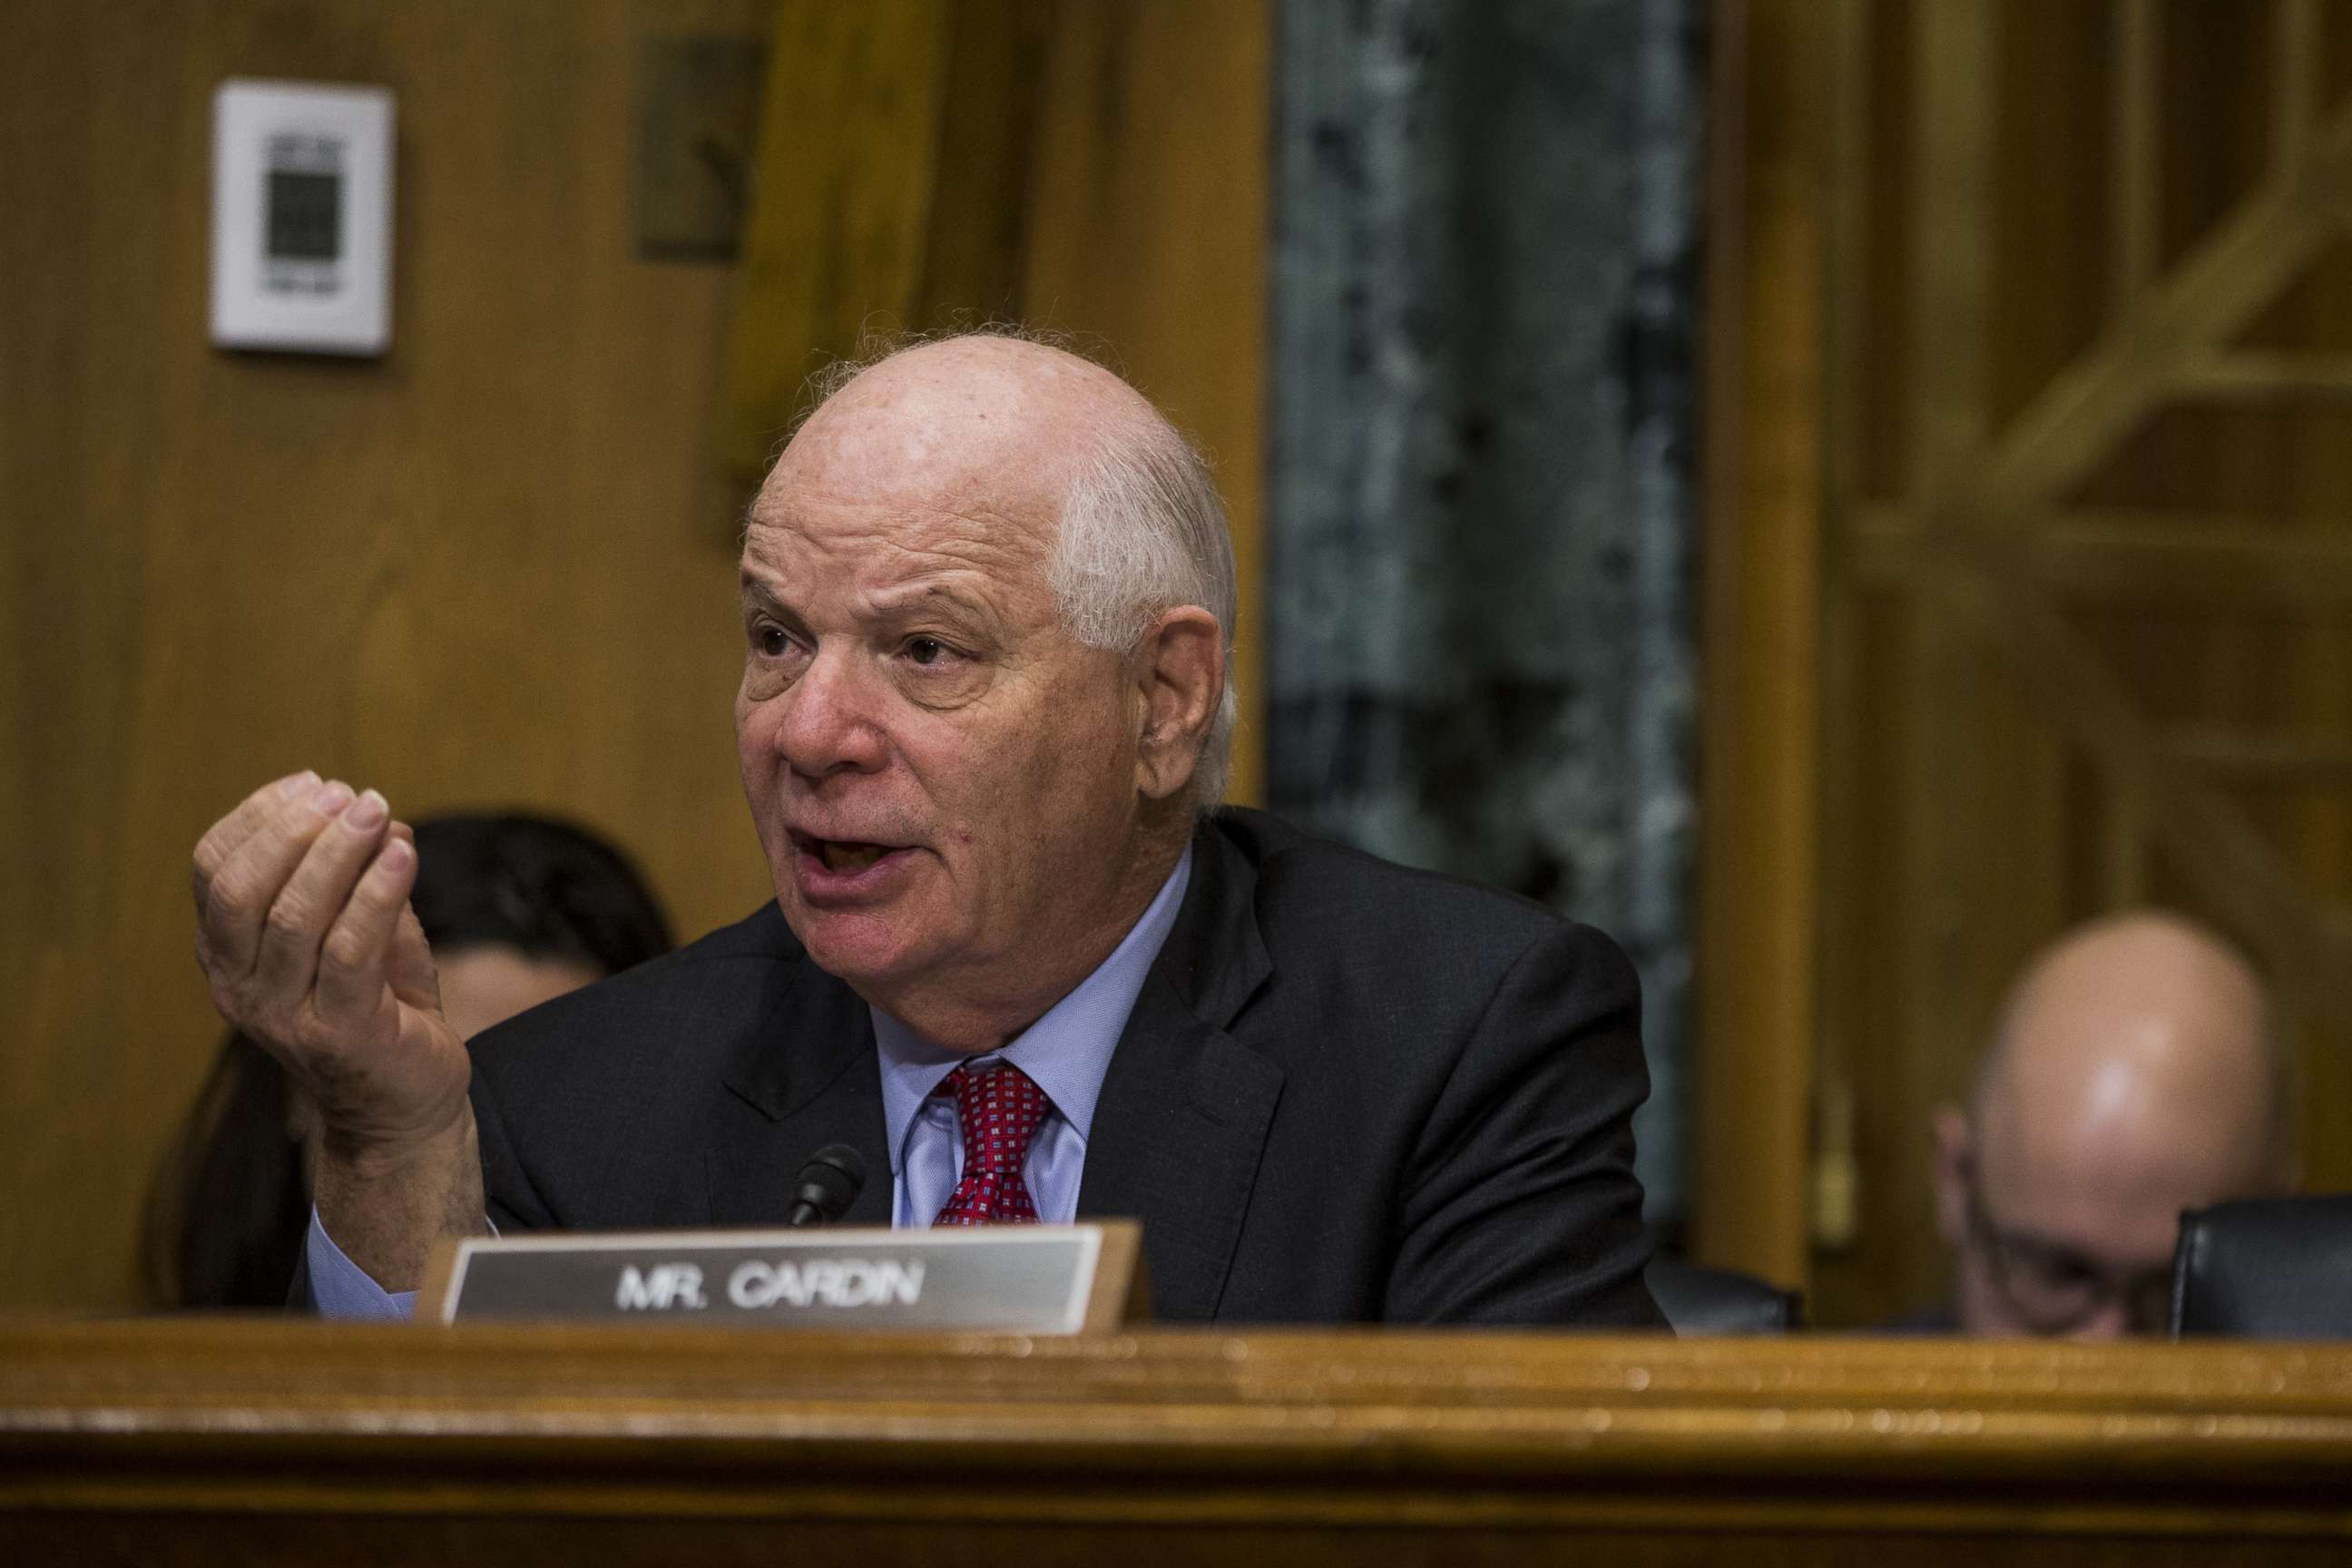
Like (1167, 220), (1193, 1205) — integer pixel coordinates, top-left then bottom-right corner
(1913, 911), (2297, 1338)
(146, 814), (672, 1308)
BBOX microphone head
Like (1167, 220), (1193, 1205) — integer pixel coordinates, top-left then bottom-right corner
(789, 1143), (868, 1226)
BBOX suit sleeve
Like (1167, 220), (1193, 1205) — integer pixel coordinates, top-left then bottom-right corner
(1384, 921), (1666, 1328)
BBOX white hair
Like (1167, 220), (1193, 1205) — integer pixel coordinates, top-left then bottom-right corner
(792, 327), (1239, 809)
(1053, 418), (1240, 809)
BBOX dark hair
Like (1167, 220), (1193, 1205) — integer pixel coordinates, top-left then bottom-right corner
(143, 1033), (313, 1309)
(407, 814), (672, 974)
(145, 812), (673, 1308)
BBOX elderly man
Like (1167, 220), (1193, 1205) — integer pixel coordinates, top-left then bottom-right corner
(1923, 912), (2296, 1338)
(192, 333), (1660, 1326)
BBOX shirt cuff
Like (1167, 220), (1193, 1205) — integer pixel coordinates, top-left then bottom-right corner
(304, 1206), (419, 1320)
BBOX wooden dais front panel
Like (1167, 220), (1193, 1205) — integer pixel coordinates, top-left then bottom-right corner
(4, 1322), (2351, 1563)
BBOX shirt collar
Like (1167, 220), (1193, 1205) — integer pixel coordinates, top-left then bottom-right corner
(872, 845), (1194, 1178)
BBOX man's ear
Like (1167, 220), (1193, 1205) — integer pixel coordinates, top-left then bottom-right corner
(1131, 606), (1224, 802)
(1931, 1104), (1973, 1248)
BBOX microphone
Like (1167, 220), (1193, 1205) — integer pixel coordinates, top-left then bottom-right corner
(785, 1143), (867, 1228)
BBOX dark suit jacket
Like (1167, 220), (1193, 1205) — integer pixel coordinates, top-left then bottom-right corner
(467, 808), (1663, 1327)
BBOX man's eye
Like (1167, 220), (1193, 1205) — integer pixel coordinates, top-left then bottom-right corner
(754, 624), (792, 658)
(906, 636), (949, 666)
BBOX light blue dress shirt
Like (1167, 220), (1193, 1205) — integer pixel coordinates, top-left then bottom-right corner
(305, 847), (1192, 1319)
(876, 845), (1190, 1226)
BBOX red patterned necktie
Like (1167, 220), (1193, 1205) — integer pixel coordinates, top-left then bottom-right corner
(931, 1062), (1049, 1226)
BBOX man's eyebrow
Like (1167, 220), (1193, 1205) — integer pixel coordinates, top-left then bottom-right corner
(739, 576), (799, 618)
(866, 580), (998, 622)
(740, 573), (1001, 632)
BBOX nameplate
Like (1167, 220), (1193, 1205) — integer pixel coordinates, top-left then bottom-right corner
(416, 1221), (1146, 1331)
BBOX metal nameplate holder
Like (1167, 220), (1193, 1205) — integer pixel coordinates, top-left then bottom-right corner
(416, 1220), (1147, 1332)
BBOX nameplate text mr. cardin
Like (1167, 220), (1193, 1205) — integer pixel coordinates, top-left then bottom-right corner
(614, 1257), (927, 1313)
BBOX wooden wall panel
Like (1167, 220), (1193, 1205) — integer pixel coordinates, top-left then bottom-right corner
(0, 0), (780, 1313)
(1712, 0), (2352, 1325)
(1691, 0), (1828, 1290)
(1020, 0), (1269, 808)
(0, 0), (1265, 1312)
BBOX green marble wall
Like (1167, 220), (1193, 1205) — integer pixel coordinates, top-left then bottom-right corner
(1269, 0), (1703, 1231)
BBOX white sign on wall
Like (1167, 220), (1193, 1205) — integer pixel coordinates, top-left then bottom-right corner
(210, 79), (394, 355)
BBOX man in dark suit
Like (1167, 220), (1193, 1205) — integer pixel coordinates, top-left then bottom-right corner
(191, 331), (1661, 1327)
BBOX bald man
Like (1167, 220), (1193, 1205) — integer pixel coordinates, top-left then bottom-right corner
(1924, 913), (2296, 1338)
(192, 332), (1662, 1327)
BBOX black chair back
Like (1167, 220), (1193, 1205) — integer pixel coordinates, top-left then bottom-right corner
(1645, 1259), (1803, 1336)
(2171, 1194), (2352, 1339)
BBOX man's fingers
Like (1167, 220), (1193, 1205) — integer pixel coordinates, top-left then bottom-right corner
(315, 830), (420, 1029)
(199, 779), (356, 980)
(192, 771), (322, 907)
(251, 786), (391, 1001)
(385, 830), (442, 1013)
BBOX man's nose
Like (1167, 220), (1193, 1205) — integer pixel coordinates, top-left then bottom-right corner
(774, 643), (889, 778)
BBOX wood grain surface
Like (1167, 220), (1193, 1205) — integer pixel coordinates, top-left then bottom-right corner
(0, 0), (779, 1315)
(5, 1325), (2351, 1563)
(1693, 0), (1828, 1296)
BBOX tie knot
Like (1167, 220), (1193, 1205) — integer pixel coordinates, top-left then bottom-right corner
(941, 1061), (1049, 1164)
(933, 1062), (1050, 1226)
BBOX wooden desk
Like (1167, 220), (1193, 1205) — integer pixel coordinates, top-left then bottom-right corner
(5, 1321), (2350, 1563)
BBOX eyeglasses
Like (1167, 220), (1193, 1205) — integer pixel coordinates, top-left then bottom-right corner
(1965, 1179), (2175, 1336)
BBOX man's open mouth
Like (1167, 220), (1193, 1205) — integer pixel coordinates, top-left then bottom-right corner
(791, 832), (901, 874)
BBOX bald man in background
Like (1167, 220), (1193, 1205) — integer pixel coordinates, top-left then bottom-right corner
(1920, 912), (2297, 1338)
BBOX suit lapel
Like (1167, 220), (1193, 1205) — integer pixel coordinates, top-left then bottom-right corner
(706, 956), (895, 1229)
(1078, 819), (1282, 1321)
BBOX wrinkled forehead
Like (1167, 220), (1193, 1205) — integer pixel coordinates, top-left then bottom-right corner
(739, 493), (1053, 614)
(740, 433), (1050, 620)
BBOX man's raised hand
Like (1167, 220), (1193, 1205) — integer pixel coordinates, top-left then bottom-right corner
(192, 772), (471, 1161)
